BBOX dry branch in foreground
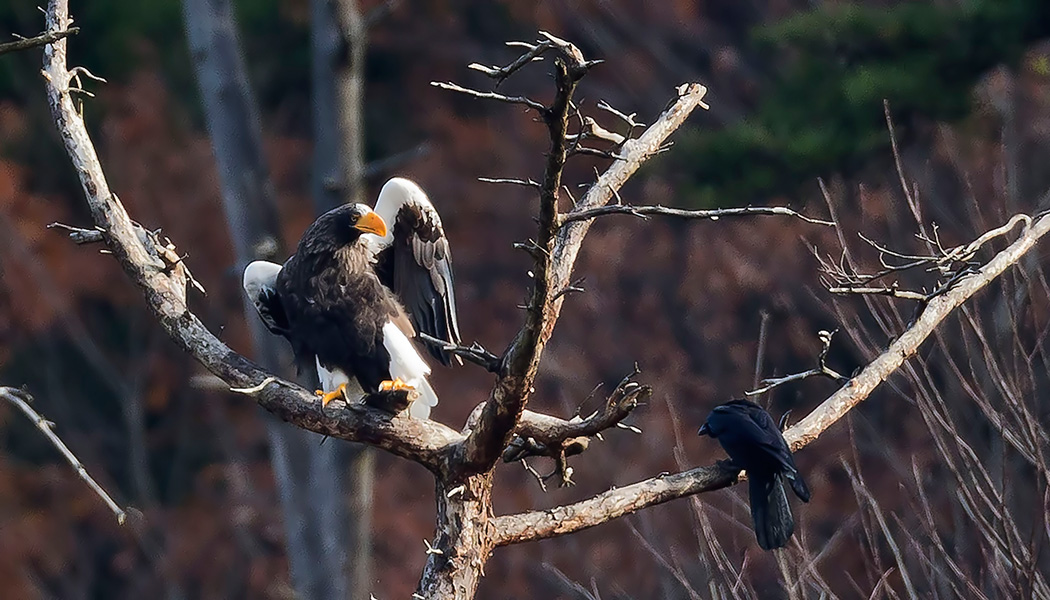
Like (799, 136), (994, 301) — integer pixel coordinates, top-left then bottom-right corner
(0, 387), (127, 524)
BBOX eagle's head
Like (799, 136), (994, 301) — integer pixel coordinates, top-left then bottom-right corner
(309, 203), (389, 250)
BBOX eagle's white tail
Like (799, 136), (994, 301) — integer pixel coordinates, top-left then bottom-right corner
(382, 321), (439, 419)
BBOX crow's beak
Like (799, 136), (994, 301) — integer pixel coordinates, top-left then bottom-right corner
(778, 410), (792, 432)
(697, 423), (711, 437)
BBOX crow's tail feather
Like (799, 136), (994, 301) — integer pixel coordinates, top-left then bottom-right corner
(788, 471), (811, 502)
(749, 472), (794, 550)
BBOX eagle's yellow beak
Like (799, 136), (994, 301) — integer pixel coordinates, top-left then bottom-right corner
(354, 211), (387, 237)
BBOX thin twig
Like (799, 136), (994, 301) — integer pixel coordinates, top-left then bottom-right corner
(596, 99), (644, 129)
(470, 39), (553, 86)
(477, 177), (541, 189)
(0, 387), (127, 524)
(430, 81), (546, 112)
(560, 204), (834, 227)
(47, 221), (104, 244)
(0, 26), (77, 56)
(417, 332), (501, 373)
(827, 286), (929, 301)
(747, 330), (848, 396)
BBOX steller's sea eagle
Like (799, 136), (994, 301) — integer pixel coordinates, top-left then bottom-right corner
(241, 178), (461, 419)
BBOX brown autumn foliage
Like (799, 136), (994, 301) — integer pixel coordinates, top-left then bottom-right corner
(2, 2), (1050, 598)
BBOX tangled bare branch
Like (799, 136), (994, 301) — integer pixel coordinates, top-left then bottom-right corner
(820, 213), (1033, 303)
(503, 373), (649, 487)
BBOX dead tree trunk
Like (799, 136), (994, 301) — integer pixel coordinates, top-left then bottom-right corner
(416, 475), (495, 599)
(182, 1), (352, 598)
(313, 0), (366, 210)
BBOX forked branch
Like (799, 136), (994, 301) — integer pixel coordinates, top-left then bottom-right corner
(746, 329), (848, 396)
(503, 374), (649, 487)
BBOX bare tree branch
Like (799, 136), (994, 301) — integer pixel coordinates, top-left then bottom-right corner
(507, 375), (648, 458)
(746, 329), (847, 396)
(559, 203), (835, 227)
(477, 176), (541, 189)
(0, 387), (127, 524)
(825, 285), (930, 301)
(491, 211), (1050, 545)
(417, 332), (501, 373)
(0, 26), (77, 56)
(493, 464), (739, 546)
(502, 377), (648, 489)
(47, 221), (104, 244)
(468, 31), (602, 87)
(430, 80), (546, 112)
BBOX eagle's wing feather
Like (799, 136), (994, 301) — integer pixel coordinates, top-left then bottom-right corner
(369, 178), (463, 366)
(242, 260), (290, 336)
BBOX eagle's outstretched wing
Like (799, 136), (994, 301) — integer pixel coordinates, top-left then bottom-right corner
(367, 178), (463, 366)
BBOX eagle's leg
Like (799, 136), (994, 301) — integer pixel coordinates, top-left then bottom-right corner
(315, 383), (348, 407)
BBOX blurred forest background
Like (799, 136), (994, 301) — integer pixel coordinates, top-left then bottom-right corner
(2, 0), (1050, 598)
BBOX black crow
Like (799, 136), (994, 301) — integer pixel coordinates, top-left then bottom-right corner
(698, 399), (810, 550)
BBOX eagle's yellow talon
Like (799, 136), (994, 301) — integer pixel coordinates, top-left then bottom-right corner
(317, 383), (348, 407)
(379, 377), (412, 392)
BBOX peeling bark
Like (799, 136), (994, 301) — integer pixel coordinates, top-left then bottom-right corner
(416, 476), (495, 599)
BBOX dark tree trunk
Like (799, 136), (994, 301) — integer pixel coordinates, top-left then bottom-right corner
(311, 1), (374, 597)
